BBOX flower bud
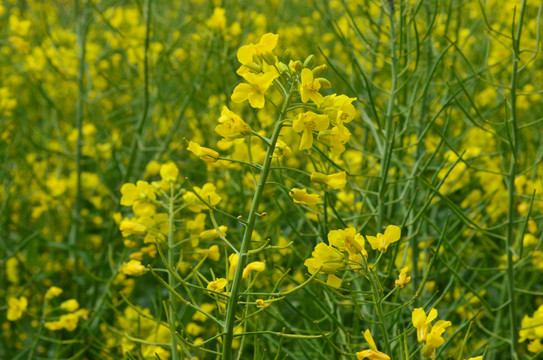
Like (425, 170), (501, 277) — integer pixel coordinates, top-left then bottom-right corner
(303, 54), (315, 68)
(312, 64), (327, 77)
(261, 51), (276, 66)
(317, 78), (332, 89)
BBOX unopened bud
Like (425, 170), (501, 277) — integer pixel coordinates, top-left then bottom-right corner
(282, 49), (291, 63)
(261, 51), (276, 66)
(289, 60), (303, 73)
(317, 78), (331, 89)
(245, 62), (262, 72)
(277, 62), (289, 74)
(303, 54), (315, 68)
(312, 64), (327, 77)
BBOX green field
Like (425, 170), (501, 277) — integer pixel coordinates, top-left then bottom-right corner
(1, 1), (542, 359)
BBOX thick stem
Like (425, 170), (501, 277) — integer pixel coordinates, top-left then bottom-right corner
(221, 88), (293, 360)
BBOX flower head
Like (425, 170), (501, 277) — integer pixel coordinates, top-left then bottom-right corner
(292, 111), (329, 150)
(231, 71), (279, 108)
(310, 171), (347, 190)
(7, 296), (27, 321)
(289, 188), (321, 206)
(395, 267), (411, 288)
(412, 307), (438, 343)
(187, 141), (219, 163)
(215, 106), (251, 140)
(356, 329), (391, 360)
(328, 227), (367, 256)
(304, 242), (344, 274)
(366, 225), (401, 252)
(299, 68), (324, 106)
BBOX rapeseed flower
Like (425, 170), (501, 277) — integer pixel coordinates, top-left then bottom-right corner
(215, 106), (251, 140)
(231, 71), (279, 108)
(356, 329), (391, 360)
(299, 68), (324, 106)
(7, 296), (27, 321)
(328, 227), (366, 256)
(395, 267), (411, 288)
(412, 307), (438, 343)
(289, 188), (321, 205)
(304, 243), (344, 274)
(187, 141), (219, 163)
(310, 171), (347, 190)
(366, 225), (401, 252)
(292, 111), (329, 150)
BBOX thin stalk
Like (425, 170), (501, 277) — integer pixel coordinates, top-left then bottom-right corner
(377, 3), (398, 231)
(221, 87), (294, 360)
(504, 2), (526, 358)
(168, 186), (181, 360)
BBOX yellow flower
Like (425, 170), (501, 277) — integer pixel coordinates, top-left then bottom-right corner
(120, 181), (156, 206)
(207, 278), (228, 293)
(356, 329), (391, 360)
(58, 313), (79, 331)
(60, 299), (80, 312)
(45, 286), (63, 300)
(326, 274), (342, 288)
(242, 261), (266, 279)
(228, 253), (239, 280)
(310, 171), (347, 190)
(412, 307), (438, 343)
(199, 225), (228, 240)
(328, 227), (367, 256)
(231, 71), (279, 108)
(119, 260), (146, 276)
(160, 162), (179, 183)
(304, 242), (344, 274)
(7, 296), (28, 321)
(289, 188), (321, 206)
(215, 106), (251, 140)
(299, 68), (324, 106)
(292, 111), (329, 150)
(421, 320), (452, 358)
(198, 245), (220, 261)
(206, 7), (226, 31)
(183, 183), (222, 212)
(395, 267), (411, 288)
(236, 33), (278, 65)
(187, 141), (219, 163)
(318, 125), (351, 157)
(366, 225), (401, 252)
(273, 139), (291, 158)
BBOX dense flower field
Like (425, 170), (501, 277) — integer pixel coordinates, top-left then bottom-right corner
(1, 0), (542, 359)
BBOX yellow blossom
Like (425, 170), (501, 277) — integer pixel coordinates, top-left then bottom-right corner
(366, 225), (401, 252)
(60, 299), (80, 312)
(45, 286), (63, 300)
(356, 329), (391, 360)
(120, 181), (156, 206)
(207, 278), (228, 293)
(160, 162), (179, 183)
(231, 71), (279, 108)
(289, 188), (321, 206)
(421, 320), (452, 358)
(304, 242), (344, 274)
(187, 141), (219, 163)
(7, 296), (28, 321)
(183, 183), (222, 212)
(228, 253), (239, 280)
(299, 68), (324, 106)
(412, 307), (438, 343)
(310, 171), (347, 190)
(326, 274), (342, 288)
(199, 226), (228, 240)
(237, 33), (278, 65)
(215, 106), (251, 140)
(292, 111), (329, 150)
(328, 227), (367, 256)
(395, 267), (411, 288)
(242, 261), (266, 279)
(119, 260), (146, 276)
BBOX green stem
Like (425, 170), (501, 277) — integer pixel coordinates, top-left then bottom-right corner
(377, 3), (398, 231)
(505, 2), (526, 358)
(221, 88), (293, 360)
(168, 186), (180, 360)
